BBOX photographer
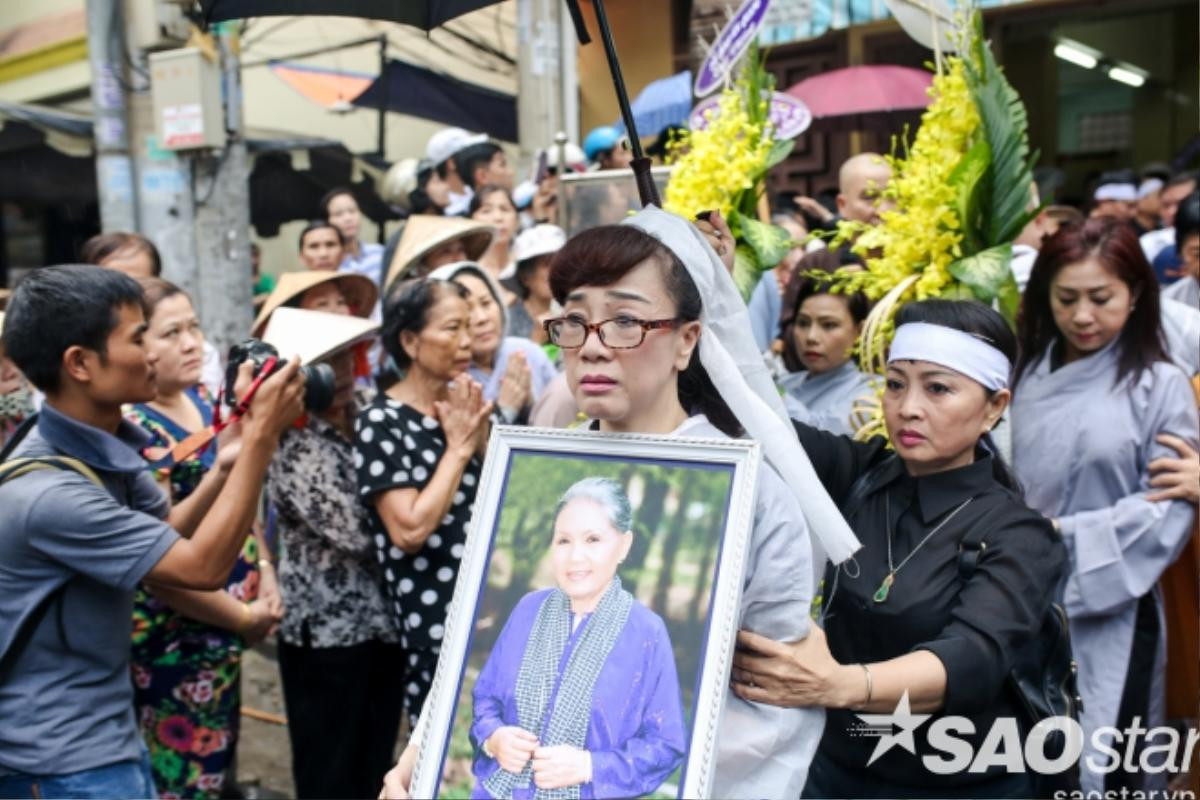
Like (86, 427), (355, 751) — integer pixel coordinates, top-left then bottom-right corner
(0, 265), (303, 799)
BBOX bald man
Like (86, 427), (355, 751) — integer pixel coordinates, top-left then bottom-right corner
(836, 152), (893, 226)
(746, 153), (892, 352)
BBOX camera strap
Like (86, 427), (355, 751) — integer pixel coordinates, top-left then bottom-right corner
(142, 356), (279, 471)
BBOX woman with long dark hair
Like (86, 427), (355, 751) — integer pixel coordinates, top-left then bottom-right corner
(776, 262), (875, 434)
(1011, 219), (1198, 794)
(731, 298), (1067, 799)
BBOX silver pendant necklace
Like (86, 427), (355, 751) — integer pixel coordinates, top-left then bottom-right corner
(874, 493), (973, 603)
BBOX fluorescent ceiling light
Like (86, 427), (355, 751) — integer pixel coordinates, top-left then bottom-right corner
(1108, 66), (1146, 87)
(1054, 42), (1097, 69)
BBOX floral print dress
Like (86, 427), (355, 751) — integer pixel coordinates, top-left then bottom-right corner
(126, 386), (258, 800)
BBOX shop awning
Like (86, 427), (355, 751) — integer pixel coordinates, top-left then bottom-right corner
(350, 58), (517, 142)
(0, 102), (392, 234)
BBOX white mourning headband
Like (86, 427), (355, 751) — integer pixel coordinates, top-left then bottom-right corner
(888, 322), (1012, 391)
(1094, 183), (1136, 203)
(1137, 178), (1164, 199)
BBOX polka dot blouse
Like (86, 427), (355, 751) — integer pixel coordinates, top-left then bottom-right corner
(354, 394), (481, 652)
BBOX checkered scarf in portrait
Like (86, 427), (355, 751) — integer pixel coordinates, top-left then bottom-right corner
(483, 578), (633, 800)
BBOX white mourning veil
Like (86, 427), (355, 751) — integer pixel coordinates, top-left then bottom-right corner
(623, 206), (861, 565)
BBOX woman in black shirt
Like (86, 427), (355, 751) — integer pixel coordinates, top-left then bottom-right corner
(731, 299), (1067, 799)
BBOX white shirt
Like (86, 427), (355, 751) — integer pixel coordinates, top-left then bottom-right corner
(1140, 227), (1175, 263)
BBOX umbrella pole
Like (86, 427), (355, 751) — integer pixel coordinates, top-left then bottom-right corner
(586, 0), (661, 207)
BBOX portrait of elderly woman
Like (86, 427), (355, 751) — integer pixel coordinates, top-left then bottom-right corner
(468, 477), (686, 799)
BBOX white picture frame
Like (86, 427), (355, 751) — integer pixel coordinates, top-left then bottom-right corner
(410, 425), (761, 799)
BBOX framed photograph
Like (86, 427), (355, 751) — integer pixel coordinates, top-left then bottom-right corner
(558, 166), (673, 237)
(410, 426), (761, 799)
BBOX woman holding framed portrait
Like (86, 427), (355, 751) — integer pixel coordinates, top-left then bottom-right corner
(469, 477), (686, 799)
(382, 206), (862, 799)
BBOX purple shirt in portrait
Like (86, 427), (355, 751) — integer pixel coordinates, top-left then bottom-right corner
(470, 588), (686, 799)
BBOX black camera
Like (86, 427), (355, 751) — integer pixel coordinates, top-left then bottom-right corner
(224, 339), (335, 413)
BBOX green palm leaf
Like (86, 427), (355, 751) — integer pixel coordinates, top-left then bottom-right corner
(962, 11), (1039, 248)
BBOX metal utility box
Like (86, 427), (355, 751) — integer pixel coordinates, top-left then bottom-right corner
(126, 0), (191, 51)
(149, 48), (226, 151)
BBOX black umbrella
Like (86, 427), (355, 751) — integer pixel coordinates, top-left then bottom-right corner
(199, 0), (659, 206)
(199, 0), (500, 29)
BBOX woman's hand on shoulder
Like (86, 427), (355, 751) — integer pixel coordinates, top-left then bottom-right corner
(487, 726), (539, 774)
(1147, 433), (1200, 505)
(730, 625), (862, 709)
(435, 378), (493, 460)
(531, 743), (592, 790)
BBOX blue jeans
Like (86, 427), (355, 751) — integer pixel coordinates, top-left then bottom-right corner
(0, 750), (157, 800)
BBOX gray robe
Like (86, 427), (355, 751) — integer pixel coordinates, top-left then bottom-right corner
(1012, 340), (1198, 793)
(1161, 296), (1200, 377)
(1162, 275), (1199, 310)
(779, 361), (877, 436)
(675, 415), (824, 800)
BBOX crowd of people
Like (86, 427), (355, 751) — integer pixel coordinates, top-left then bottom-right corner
(0, 122), (1197, 800)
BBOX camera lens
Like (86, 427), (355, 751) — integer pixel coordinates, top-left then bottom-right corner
(300, 363), (336, 413)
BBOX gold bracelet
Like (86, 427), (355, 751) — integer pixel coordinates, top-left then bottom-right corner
(860, 663), (874, 707)
(257, 558), (274, 570)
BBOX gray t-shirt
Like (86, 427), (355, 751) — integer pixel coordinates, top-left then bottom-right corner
(0, 403), (178, 775)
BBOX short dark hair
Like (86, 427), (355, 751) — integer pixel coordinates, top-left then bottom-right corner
(453, 142), (502, 192)
(3, 265), (146, 393)
(319, 186), (356, 218)
(298, 220), (345, 251)
(381, 278), (468, 371)
(1175, 192), (1200, 249)
(80, 232), (162, 277)
(1016, 219), (1166, 390)
(468, 185), (516, 217)
(550, 224), (743, 437)
(137, 277), (188, 318)
(1165, 171), (1199, 192)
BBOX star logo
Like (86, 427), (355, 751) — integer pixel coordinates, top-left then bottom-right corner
(855, 690), (932, 766)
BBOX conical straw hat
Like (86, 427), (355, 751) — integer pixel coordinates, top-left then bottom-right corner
(384, 216), (494, 289)
(251, 271), (377, 336)
(260, 307), (379, 366)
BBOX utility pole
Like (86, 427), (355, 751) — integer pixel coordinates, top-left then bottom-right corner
(85, 4), (250, 358)
(191, 23), (254, 359)
(517, 0), (564, 163)
(126, 35), (197, 302)
(86, 0), (138, 232)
